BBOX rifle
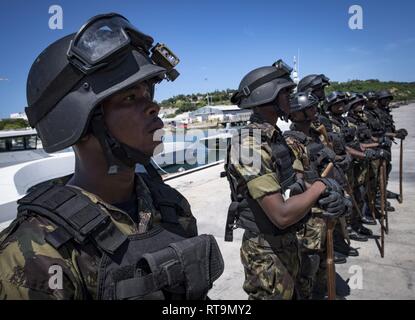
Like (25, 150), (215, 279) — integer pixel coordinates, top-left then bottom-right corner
(320, 162), (336, 300)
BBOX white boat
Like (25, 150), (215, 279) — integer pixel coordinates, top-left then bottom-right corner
(200, 131), (233, 150)
(0, 130), (201, 230)
(199, 120), (292, 150)
(152, 141), (201, 168)
(0, 120), (290, 231)
(0, 129), (49, 168)
(0, 151), (75, 231)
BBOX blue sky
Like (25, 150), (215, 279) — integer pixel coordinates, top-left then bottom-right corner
(0, 0), (414, 118)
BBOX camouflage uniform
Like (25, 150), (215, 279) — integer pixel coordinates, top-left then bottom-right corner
(0, 174), (192, 299)
(374, 106), (395, 179)
(346, 111), (375, 208)
(363, 107), (385, 196)
(284, 127), (336, 299)
(328, 114), (366, 225)
(226, 114), (303, 300)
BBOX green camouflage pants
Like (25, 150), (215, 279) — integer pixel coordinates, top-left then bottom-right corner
(298, 214), (326, 252)
(296, 214), (327, 299)
(349, 161), (368, 225)
(240, 231), (300, 300)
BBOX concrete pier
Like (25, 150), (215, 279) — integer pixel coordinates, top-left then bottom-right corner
(167, 103), (415, 300)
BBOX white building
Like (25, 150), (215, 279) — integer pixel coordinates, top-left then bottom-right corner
(189, 105), (252, 123)
(162, 112), (191, 125)
(10, 112), (28, 121)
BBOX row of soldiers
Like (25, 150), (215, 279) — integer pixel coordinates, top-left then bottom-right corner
(0, 12), (407, 300)
(224, 64), (408, 299)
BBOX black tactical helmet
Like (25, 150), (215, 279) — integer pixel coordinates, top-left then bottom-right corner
(230, 60), (296, 110)
(26, 13), (179, 154)
(297, 74), (330, 93)
(346, 92), (366, 110)
(290, 91), (319, 113)
(324, 91), (347, 112)
(377, 89), (393, 100)
(363, 90), (377, 101)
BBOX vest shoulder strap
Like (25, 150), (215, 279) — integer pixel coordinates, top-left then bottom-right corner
(17, 184), (127, 255)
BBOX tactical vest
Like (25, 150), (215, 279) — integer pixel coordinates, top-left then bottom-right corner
(375, 108), (395, 133)
(315, 114), (333, 133)
(364, 109), (384, 137)
(12, 175), (224, 300)
(224, 125), (302, 242)
(142, 165), (198, 238)
(283, 130), (332, 183)
(347, 115), (372, 142)
(327, 131), (346, 155)
(330, 116), (356, 144)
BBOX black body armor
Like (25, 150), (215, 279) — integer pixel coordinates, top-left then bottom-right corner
(15, 175), (224, 300)
(224, 122), (304, 242)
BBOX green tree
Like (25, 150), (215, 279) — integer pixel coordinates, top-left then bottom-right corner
(0, 118), (29, 130)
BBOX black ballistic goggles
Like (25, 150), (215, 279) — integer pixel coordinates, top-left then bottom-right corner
(309, 74), (330, 89)
(67, 13), (180, 80)
(26, 13), (180, 127)
(326, 91), (347, 105)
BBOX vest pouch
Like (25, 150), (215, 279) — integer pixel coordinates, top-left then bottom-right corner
(111, 234), (224, 300)
(235, 199), (261, 235)
(140, 174), (198, 238)
(170, 234), (224, 300)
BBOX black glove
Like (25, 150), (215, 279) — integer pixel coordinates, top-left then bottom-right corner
(376, 149), (391, 162)
(398, 128), (408, 135)
(289, 179), (306, 197)
(335, 154), (352, 171)
(342, 196), (353, 218)
(364, 149), (378, 160)
(316, 177), (344, 195)
(318, 190), (348, 219)
(317, 148), (336, 164)
(379, 137), (392, 149)
(395, 128), (408, 140)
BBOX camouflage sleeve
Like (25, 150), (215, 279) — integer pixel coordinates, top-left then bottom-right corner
(230, 133), (281, 200)
(346, 121), (361, 149)
(0, 216), (83, 300)
(284, 136), (305, 173)
(331, 123), (342, 135)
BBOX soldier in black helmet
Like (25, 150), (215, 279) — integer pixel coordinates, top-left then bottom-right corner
(376, 90), (408, 200)
(283, 92), (352, 299)
(0, 13), (224, 300)
(345, 93), (382, 225)
(224, 61), (350, 299)
(298, 76), (357, 253)
(297, 74), (333, 131)
(363, 90), (396, 211)
(298, 77), (353, 184)
(326, 91), (395, 242)
(376, 90), (408, 143)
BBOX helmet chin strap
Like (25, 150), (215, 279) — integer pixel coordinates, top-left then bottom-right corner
(90, 106), (151, 175)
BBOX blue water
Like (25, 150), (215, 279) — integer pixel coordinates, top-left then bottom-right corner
(159, 128), (231, 173)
